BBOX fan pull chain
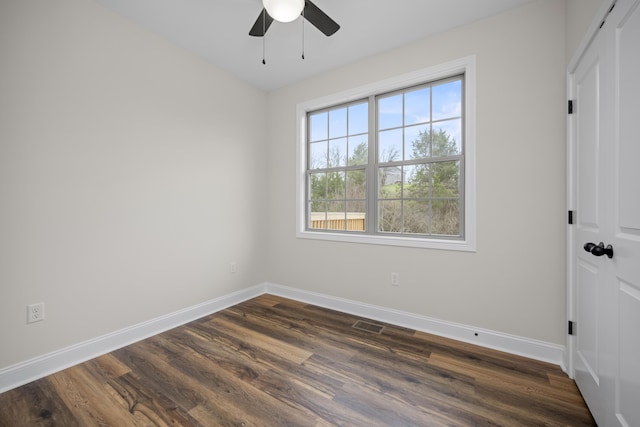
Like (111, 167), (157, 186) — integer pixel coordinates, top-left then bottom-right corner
(262, 9), (266, 65)
(301, 8), (305, 60)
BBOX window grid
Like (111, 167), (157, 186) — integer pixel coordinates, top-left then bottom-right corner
(375, 75), (464, 238)
(305, 74), (465, 240)
(306, 100), (368, 232)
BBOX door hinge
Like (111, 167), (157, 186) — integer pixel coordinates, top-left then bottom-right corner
(568, 320), (575, 336)
(568, 100), (574, 114)
(568, 210), (574, 225)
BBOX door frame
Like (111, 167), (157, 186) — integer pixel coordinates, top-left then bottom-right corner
(565, 0), (617, 377)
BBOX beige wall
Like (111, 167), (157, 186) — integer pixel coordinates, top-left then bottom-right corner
(265, 0), (568, 344)
(0, 0), (268, 368)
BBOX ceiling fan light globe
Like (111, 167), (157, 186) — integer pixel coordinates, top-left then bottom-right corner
(262, 0), (304, 23)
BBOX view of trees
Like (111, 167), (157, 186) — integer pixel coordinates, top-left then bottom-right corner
(378, 128), (460, 235)
(309, 140), (367, 221)
(309, 128), (461, 236)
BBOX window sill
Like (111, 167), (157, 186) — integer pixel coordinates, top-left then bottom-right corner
(297, 230), (476, 252)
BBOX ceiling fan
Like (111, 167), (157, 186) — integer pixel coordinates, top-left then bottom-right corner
(249, 0), (340, 37)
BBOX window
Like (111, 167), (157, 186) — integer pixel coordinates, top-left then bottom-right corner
(377, 76), (463, 237)
(307, 101), (369, 232)
(297, 56), (476, 251)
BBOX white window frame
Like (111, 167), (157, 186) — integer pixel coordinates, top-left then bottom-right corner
(296, 55), (476, 251)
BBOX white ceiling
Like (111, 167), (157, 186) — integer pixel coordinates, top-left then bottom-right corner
(94, 0), (534, 91)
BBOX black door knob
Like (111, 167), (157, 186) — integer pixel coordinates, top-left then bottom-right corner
(587, 242), (614, 259)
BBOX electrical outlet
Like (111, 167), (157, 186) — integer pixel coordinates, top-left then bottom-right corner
(391, 272), (400, 286)
(27, 302), (45, 323)
(230, 262), (237, 274)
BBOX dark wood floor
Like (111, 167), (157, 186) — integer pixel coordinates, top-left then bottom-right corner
(0, 294), (595, 426)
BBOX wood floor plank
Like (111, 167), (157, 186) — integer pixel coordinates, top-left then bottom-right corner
(208, 316), (313, 364)
(0, 378), (80, 427)
(46, 366), (144, 426)
(86, 353), (131, 380)
(165, 325), (267, 382)
(0, 294), (596, 426)
(219, 305), (358, 363)
(139, 331), (318, 426)
(228, 299), (431, 366)
(428, 350), (578, 406)
(334, 381), (458, 427)
(304, 350), (489, 426)
(107, 371), (205, 426)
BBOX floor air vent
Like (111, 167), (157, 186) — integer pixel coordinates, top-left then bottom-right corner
(352, 320), (384, 334)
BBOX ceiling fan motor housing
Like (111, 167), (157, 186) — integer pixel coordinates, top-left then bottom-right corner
(262, 0), (304, 23)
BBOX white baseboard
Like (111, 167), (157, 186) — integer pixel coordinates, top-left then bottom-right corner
(264, 283), (565, 368)
(0, 282), (565, 394)
(0, 285), (264, 394)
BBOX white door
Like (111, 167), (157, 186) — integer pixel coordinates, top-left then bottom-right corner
(569, 0), (640, 426)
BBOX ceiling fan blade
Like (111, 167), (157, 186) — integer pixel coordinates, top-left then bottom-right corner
(249, 9), (274, 37)
(303, 0), (340, 36)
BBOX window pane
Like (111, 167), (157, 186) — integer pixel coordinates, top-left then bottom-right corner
(378, 128), (402, 163)
(432, 199), (460, 236)
(404, 87), (430, 126)
(346, 169), (366, 199)
(309, 172), (326, 200)
(327, 201), (345, 212)
(309, 111), (328, 142)
(349, 102), (368, 135)
(378, 94), (403, 130)
(432, 119), (462, 156)
(432, 80), (462, 121)
(309, 141), (327, 169)
(405, 124), (430, 160)
(378, 167), (401, 199)
(329, 107), (347, 139)
(378, 200), (402, 232)
(403, 200), (430, 234)
(327, 171), (345, 200)
(432, 161), (459, 198)
(348, 137), (368, 166)
(326, 202), (346, 230)
(406, 163), (431, 199)
(309, 202), (327, 229)
(328, 138), (347, 167)
(346, 201), (366, 231)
